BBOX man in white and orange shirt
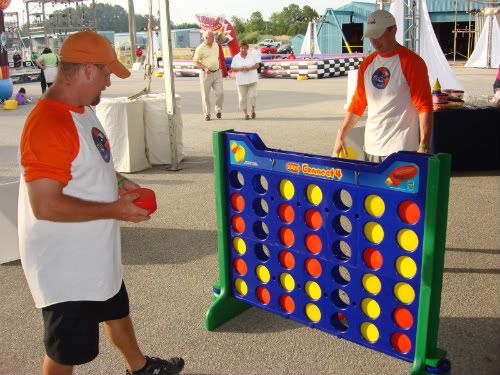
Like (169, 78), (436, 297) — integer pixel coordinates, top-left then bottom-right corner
(18, 31), (184, 375)
(334, 10), (433, 162)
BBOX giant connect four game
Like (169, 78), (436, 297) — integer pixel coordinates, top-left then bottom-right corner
(206, 131), (452, 375)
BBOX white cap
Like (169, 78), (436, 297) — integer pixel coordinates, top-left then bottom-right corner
(362, 10), (396, 39)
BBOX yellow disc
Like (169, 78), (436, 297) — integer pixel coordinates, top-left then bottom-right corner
(280, 272), (295, 291)
(306, 184), (323, 206)
(397, 229), (419, 252)
(364, 222), (384, 244)
(234, 147), (245, 163)
(279, 179), (295, 200)
(360, 322), (380, 343)
(362, 273), (382, 295)
(256, 265), (271, 284)
(305, 303), (321, 322)
(361, 298), (381, 319)
(305, 281), (322, 301)
(234, 278), (248, 296)
(364, 195), (385, 217)
(338, 147), (358, 160)
(396, 256), (417, 279)
(233, 237), (246, 255)
(394, 282), (415, 304)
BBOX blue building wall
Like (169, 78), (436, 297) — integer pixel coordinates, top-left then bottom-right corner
(309, 0), (492, 55)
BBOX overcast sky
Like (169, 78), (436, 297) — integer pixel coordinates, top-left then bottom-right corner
(7, 0), (363, 25)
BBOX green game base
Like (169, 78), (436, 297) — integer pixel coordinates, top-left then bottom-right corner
(205, 282), (250, 331)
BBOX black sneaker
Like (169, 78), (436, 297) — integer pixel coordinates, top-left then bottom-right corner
(216, 112), (222, 119)
(126, 356), (185, 375)
(205, 115), (211, 121)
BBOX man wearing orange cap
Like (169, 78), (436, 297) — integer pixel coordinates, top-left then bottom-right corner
(18, 31), (185, 375)
(334, 9), (433, 162)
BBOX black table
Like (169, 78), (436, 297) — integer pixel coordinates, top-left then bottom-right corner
(431, 107), (500, 170)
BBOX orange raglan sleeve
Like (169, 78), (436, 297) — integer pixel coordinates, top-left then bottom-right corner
(400, 49), (433, 113)
(347, 53), (377, 116)
(20, 103), (79, 186)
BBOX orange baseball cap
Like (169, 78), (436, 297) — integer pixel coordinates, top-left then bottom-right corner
(60, 30), (130, 79)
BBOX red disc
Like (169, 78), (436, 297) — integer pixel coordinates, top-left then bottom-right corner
(305, 209), (323, 230)
(363, 248), (383, 270)
(278, 204), (295, 223)
(280, 227), (295, 247)
(256, 286), (271, 305)
(398, 200), (421, 224)
(391, 332), (412, 354)
(393, 307), (414, 329)
(279, 250), (295, 269)
(305, 258), (322, 277)
(279, 294), (295, 313)
(233, 258), (247, 276)
(305, 233), (322, 254)
(231, 215), (245, 233)
(124, 187), (157, 215)
(231, 193), (245, 212)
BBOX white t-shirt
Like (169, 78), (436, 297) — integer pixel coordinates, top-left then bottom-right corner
(231, 52), (259, 85)
(251, 48), (262, 63)
(348, 46), (433, 156)
(19, 100), (122, 308)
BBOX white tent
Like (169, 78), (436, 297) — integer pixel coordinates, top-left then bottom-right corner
(390, 0), (464, 90)
(300, 22), (321, 55)
(465, 13), (500, 68)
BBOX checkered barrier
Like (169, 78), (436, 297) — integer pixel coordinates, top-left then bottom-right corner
(172, 56), (365, 79)
(261, 56), (364, 79)
(172, 60), (200, 77)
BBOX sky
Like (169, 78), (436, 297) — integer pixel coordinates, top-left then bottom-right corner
(6, 0), (365, 25)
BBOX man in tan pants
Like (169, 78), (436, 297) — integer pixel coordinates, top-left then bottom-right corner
(193, 30), (224, 121)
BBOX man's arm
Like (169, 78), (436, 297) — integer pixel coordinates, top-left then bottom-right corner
(27, 178), (150, 223)
(193, 58), (209, 74)
(333, 112), (361, 157)
(417, 111), (433, 153)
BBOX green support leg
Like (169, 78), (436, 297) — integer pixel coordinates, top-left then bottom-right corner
(411, 153), (452, 375)
(205, 131), (250, 331)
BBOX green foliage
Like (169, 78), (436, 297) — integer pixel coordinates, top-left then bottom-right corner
(241, 31), (265, 44)
(246, 11), (266, 33)
(230, 16), (246, 35)
(173, 22), (199, 30)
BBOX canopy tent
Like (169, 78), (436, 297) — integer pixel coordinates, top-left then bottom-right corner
(390, 0), (464, 90)
(465, 12), (500, 68)
(300, 21), (321, 55)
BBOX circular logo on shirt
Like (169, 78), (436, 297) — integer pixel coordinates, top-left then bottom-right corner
(371, 67), (391, 89)
(91, 127), (111, 163)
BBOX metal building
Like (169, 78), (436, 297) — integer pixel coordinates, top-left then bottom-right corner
(315, 0), (497, 58)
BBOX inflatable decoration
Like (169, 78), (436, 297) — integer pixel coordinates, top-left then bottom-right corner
(195, 14), (239, 77)
(0, 0), (13, 101)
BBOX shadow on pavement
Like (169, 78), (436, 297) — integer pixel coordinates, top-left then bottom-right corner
(121, 227), (216, 265)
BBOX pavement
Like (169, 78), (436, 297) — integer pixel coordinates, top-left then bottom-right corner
(0, 66), (499, 375)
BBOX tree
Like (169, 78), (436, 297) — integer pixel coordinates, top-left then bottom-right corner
(230, 16), (246, 35)
(268, 4), (319, 36)
(246, 11), (266, 33)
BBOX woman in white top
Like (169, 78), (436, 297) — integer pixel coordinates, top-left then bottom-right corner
(231, 41), (260, 120)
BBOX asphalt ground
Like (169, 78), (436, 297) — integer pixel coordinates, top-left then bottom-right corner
(0, 66), (499, 375)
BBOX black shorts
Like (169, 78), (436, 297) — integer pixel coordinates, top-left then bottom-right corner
(42, 281), (129, 365)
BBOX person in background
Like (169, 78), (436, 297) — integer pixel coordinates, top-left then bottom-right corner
(13, 51), (23, 68)
(252, 44), (262, 73)
(193, 30), (224, 121)
(35, 47), (59, 93)
(231, 41), (260, 120)
(333, 10), (433, 163)
(494, 64), (500, 93)
(15, 87), (26, 105)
